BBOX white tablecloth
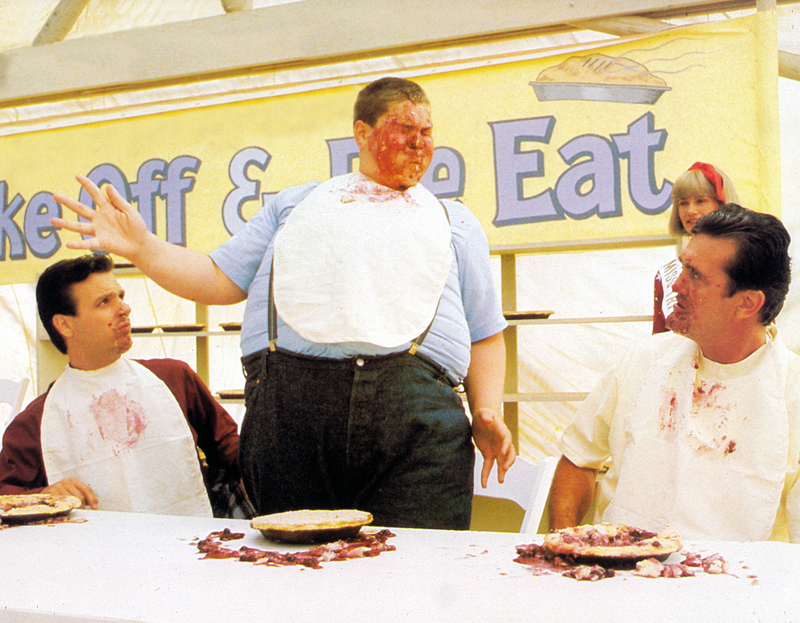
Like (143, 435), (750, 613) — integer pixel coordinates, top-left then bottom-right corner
(0, 510), (797, 623)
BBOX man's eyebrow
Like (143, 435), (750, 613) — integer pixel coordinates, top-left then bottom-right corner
(682, 257), (703, 276)
(677, 252), (693, 269)
(92, 286), (123, 305)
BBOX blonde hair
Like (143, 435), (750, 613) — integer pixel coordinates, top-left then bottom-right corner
(668, 165), (739, 236)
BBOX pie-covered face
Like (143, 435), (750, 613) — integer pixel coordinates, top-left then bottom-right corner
(356, 100), (433, 191)
(670, 234), (739, 349)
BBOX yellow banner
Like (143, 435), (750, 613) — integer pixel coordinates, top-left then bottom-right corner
(0, 13), (779, 285)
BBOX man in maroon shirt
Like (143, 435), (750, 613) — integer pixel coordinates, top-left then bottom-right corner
(0, 254), (249, 518)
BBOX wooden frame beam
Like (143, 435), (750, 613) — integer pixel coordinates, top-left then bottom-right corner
(1, 0), (796, 108)
(32, 0), (91, 46)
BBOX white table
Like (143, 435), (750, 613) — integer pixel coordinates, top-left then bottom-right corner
(0, 510), (797, 623)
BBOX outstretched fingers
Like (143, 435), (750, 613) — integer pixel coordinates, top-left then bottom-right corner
(52, 192), (95, 222)
(51, 181), (100, 248)
(50, 174), (151, 259)
(53, 173), (119, 211)
(494, 439), (516, 484)
(49, 216), (94, 236)
(74, 173), (108, 207)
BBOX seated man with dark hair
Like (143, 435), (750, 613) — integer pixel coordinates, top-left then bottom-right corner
(0, 254), (250, 518)
(550, 204), (800, 542)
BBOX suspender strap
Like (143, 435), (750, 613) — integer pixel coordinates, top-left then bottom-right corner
(267, 261), (278, 351)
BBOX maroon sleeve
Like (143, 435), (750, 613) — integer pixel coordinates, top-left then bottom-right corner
(0, 392), (49, 494)
(137, 359), (240, 474)
(652, 271), (667, 335)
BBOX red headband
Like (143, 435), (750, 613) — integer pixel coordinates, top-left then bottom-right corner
(688, 162), (726, 203)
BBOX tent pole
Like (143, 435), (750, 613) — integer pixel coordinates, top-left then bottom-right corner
(32, 0), (91, 46)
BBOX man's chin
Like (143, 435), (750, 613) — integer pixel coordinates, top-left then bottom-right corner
(665, 313), (690, 336)
(396, 161), (429, 189)
(117, 338), (134, 355)
(373, 174), (422, 192)
(398, 173), (425, 190)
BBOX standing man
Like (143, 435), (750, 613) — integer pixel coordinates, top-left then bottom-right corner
(51, 77), (515, 529)
(550, 204), (800, 542)
(0, 254), (246, 518)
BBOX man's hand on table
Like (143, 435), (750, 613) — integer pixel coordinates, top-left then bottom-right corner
(43, 478), (98, 510)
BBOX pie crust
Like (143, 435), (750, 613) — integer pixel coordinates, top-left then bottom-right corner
(544, 523), (682, 561)
(0, 493), (82, 524)
(251, 509), (373, 544)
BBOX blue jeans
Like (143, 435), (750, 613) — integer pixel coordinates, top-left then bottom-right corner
(240, 348), (474, 529)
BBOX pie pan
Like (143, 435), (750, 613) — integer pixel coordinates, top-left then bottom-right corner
(543, 524), (682, 567)
(251, 509), (373, 544)
(0, 493), (82, 524)
(159, 324), (206, 333)
(530, 82), (670, 104)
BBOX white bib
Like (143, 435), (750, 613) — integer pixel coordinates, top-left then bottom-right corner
(272, 173), (452, 348)
(41, 359), (212, 517)
(604, 335), (789, 540)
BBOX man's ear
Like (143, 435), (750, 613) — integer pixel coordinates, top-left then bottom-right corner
(51, 314), (74, 342)
(736, 289), (766, 320)
(353, 119), (370, 149)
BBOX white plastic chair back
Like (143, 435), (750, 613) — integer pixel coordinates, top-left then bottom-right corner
(473, 452), (558, 533)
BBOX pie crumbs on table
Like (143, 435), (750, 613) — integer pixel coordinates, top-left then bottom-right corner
(515, 523), (748, 582)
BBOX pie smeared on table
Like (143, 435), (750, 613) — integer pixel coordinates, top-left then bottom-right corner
(516, 523), (748, 582)
(0, 493), (82, 524)
(194, 509), (395, 570)
(195, 527), (396, 570)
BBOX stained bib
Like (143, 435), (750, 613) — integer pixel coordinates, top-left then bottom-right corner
(603, 334), (789, 540)
(41, 358), (212, 517)
(272, 173), (452, 348)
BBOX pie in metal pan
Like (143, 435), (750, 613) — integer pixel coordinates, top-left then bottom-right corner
(0, 493), (82, 524)
(251, 509), (373, 544)
(543, 523), (682, 565)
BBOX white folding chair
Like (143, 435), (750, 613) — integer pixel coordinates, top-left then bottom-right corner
(0, 378), (30, 430)
(473, 451), (558, 533)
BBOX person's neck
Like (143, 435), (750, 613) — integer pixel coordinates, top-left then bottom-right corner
(698, 325), (768, 364)
(357, 167), (411, 192)
(68, 354), (123, 372)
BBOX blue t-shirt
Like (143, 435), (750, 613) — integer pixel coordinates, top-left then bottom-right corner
(209, 179), (506, 381)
